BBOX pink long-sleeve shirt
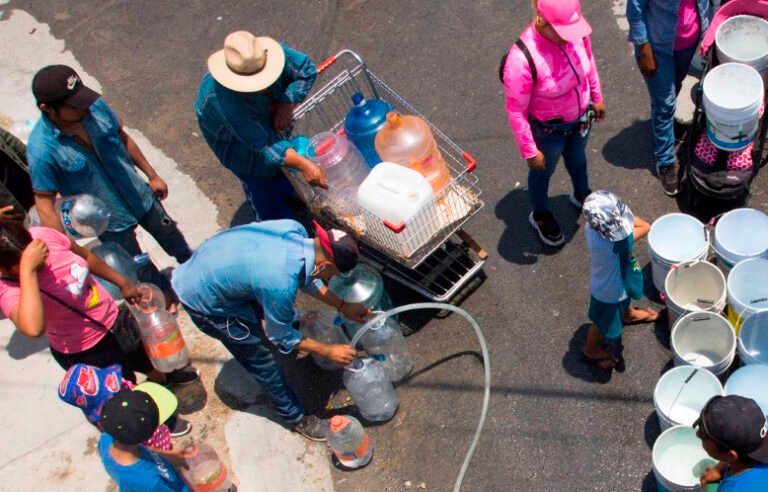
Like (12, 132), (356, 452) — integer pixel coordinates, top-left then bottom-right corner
(503, 25), (603, 159)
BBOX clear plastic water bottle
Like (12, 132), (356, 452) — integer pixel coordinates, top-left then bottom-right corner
(309, 131), (370, 197)
(127, 282), (166, 320)
(300, 310), (350, 371)
(55, 194), (111, 239)
(138, 309), (190, 372)
(9, 119), (36, 145)
(180, 440), (233, 492)
(344, 93), (393, 168)
(328, 415), (373, 469)
(343, 358), (398, 422)
(25, 205), (41, 228)
(91, 242), (149, 300)
(359, 313), (413, 382)
(328, 263), (394, 337)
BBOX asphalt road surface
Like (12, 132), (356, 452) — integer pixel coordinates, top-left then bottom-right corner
(16, 1), (768, 490)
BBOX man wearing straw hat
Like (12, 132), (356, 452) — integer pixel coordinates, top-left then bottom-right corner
(196, 31), (327, 222)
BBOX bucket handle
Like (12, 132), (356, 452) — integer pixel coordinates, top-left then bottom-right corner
(666, 368), (700, 418)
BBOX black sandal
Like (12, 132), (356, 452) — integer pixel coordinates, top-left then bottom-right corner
(581, 352), (616, 370)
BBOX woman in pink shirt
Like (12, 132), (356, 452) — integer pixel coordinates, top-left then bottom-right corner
(503, 0), (606, 247)
(0, 220), (196, 384)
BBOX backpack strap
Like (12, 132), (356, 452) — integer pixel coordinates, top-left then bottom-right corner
(499, 39), (538, 85)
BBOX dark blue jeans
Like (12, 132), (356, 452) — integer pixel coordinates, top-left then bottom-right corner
(637, 44), (698, 167)
(98, 199), (192, 291)
(528, 120), (591, 212)
(239, 172), (297, 222)
(184, 304), (304, 424)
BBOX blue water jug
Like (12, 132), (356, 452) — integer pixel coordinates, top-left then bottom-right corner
(343, 93), (392, 168)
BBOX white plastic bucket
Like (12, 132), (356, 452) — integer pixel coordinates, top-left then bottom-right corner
(671, 312), (736, 376)
(649, 214), (709, 295)
(652, 425), (718, 492)
(738, 310), (768, 365)
(714, 208), (768, 275)
(725, 365), (768, 417)
(716, 15), (768, 82)
(703, 63), (764, 151)
(654, 367), (724, 431)
(726, 258), (768, 333)
(664, 261), (727, 331)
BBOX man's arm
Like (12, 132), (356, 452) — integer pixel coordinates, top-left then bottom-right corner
(308, 284), (370, 323)
(34, 191), (66, 233)
(118, 122), (168, 200)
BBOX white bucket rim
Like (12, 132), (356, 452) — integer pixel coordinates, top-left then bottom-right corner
(737, 309), (768, 364)
(653, 366), (724, 427)
(670, 311), (737, 369)
(652, 425), (716, 488)
(716, 15), (768, 64)
(714, 208), (768, 260)
(664, 260), (727, 313)
(727, 258), (768, 314)
(649, 214), (709, 264)
(703, 63), (764, 111)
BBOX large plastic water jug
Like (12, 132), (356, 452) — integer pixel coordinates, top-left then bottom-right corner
(343, 357), (398, 422)
(328, 263), (394, 337)
(357, 162), (433, 225)
(56, 194), (111, 239)
(344, 93), (393, 168)
(137, 308), (190, 372)
(328, 415), (373, 469)
(359, 313), (413, 382)
(309, 132), (370, 197)
(300, 310), (350, 371)
(91, 242), (150, 300)
(127, 282), (166, 320)
(375, 112), (451, 195)
(180, 440), (233, 492)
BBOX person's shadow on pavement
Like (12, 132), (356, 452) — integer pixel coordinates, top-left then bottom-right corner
(562, 323), (613, 384)
(495, 189), (581, 265)
(5, 330), (49, 360)
(602, 119), (655, 172)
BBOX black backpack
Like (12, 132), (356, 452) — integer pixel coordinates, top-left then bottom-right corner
(499, 39), (537, 85)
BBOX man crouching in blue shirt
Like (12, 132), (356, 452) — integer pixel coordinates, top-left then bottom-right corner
(172, 220), (370, 441)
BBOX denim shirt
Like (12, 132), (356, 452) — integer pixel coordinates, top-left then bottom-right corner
(627, 0), (712, 56)
(194, 44), (317, 179)
(27, 99), (155, 232)
(171, 220), (323, 353)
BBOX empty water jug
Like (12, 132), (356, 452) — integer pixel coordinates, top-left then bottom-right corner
(91, 242), (149, 300)
(328, 263), (394, 337)
(357, 162), (433, 224)
(309, 132), (370, 197)
(344, 93), (393, 167)
(128, 282), (166, 320)
(359, 313), (413, 382)
(56, 194), (111, 239)
(343, 357), (398, 422)
(138, 309), (190, 372)
(328, 415), (373, 469)
(180, 440), (233, 492)
(375, 112), (451, 195)
(300, 310), (350, 371)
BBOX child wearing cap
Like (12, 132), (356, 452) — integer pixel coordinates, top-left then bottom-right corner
(695, 395), (768, 491)
(581, 191), (657, 370)
(98, 385), (191, 492)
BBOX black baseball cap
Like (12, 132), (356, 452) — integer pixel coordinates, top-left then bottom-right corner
(314, 220), (359, 273)
(32, 65), (100, 109)
(100, 389), (160, 445)
(694, 395), (768, 462)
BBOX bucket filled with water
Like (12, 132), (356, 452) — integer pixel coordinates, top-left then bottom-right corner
(713, 208), (768, 275)
(716, 15), (768, 82)
(737, 310), (768, 365)
(725, 365), (768, 418)
(654, 367), (724, 431)
(703, 62), (764, 151)
(649, 214), (709, 295)
(726, 258), (768, 333)
(671, 312), (736, 376)
(652, 425), (718, 492)
(664, 260), (726, 331)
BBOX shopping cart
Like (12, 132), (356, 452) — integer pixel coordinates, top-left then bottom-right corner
(284, 49), (487, 301)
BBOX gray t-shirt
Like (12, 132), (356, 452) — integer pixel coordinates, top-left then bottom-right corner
(586, 226), (628, 303)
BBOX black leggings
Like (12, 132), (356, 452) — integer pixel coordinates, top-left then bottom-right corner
(49, 332), (154, 383)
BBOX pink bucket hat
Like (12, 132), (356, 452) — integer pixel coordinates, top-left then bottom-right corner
(538, 0), (592, 43)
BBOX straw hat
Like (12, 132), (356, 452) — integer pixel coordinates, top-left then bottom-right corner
(208, 31), (286, 93)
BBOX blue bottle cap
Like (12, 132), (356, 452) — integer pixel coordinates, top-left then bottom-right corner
(351, 93), (365, 106)
(133, 253), (151, 267)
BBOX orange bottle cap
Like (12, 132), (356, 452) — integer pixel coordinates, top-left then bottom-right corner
(330, 415), (350, 433)
(386, 111), (401, 127)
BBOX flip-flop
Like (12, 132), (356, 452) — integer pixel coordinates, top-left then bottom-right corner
(581, 352), (616, 370)
(623, 307), (659, 326)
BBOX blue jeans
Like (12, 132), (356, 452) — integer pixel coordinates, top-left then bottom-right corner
(528, 120), (590, 212)
(239, 172), (297, 222)
(184, 304), (305, 424)
(637, 44), (698, 167)
(98, 199), (192, 291)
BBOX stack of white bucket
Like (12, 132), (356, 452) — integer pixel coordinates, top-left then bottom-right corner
(649, 209), (768, 491)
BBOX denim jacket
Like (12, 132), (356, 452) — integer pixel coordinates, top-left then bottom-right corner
(627, 0), (713, 56)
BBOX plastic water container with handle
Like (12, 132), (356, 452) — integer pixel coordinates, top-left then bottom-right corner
(137, 309), (190, 373)
(357, 162), (433, 225)
(375, 112), (451, 195)
(300, 310), (350, 371)
(309, 132), (370, 197)
(344, 93), (392, 167)
(329, 263), (394, 337)
(358, 312), (413, 382)
(343, 357), (398, 422)
(91, 242), (149, 300)
(56, 194), (111, 239)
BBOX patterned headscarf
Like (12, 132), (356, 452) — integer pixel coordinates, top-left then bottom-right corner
(582, 190), (634, 242)
(58, 363), (123, 423)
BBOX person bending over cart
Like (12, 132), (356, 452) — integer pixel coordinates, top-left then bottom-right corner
(171, 220), (370, 441)
(196, 31), (328, 222)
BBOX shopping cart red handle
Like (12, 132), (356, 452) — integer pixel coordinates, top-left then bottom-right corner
(463, 152), (477, 173)
(383, 220), (406, 233)
(317, 56), (337, 74)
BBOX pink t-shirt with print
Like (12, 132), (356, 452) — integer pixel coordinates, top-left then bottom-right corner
(0, 227), (118, 353)
(675, 0), (701, 51)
